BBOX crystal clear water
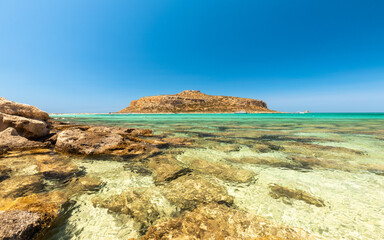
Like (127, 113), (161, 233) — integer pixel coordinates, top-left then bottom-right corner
(46, 113), (384, 240)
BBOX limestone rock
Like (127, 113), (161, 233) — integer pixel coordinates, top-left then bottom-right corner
(0, 113), (50, 138)
(0, 127), (47, 151)
(92, 189), (177, 233)
(186, 158), (255, 183)
(0, 175), (43, 199)
(269, 184), (326, 207)
(118, 90), (277, 113)
(160, 174), (234, 211)
(36, 155), (80, 179)
(0, 210), (45, 240)
(148, 155), (191, 183)
(0, 97), (49, 121)
(141, 203), (320, 240)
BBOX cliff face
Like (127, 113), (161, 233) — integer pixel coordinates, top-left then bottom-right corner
(118, 90), (276, 113)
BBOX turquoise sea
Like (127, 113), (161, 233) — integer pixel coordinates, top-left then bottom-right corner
(47, 113), (384, 240)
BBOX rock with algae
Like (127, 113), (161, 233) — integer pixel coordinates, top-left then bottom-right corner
(92, 188), (178, 233)
(160, 173), (234, 211)
(269, 184), (326, 207)
(0, 175), (43, 199)
(140, 203), (320, 240)
(147, 154), (191, 183)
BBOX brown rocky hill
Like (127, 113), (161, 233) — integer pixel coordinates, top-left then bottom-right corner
(118, 90), (277, 113)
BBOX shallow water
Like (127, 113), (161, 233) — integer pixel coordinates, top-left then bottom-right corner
(37, 113), (384, 239)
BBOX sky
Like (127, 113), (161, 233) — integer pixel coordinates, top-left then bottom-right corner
(0, 0), (383, 113)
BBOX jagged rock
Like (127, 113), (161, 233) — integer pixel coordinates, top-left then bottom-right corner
(0, 127), (47, 151)
(36, 155), (80, 179)
(148, 155), (191, 183)
(118, 90), (277, 113)
(92, 189), (177, 233)
(0, 210), (45, 240)
(0, 191), (69, 239)
(141, 203), (319, 240)
(185, 158), (255, 183)
(269, 184), (326, 207)
(0, 97), (49, 121)
(160, 174), (234, 211)
(0, 175), (43, 198)
(55, 127), (159, 157)
(0, 113), (50, 138)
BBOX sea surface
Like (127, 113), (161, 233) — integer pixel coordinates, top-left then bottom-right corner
(47, 113), (384, 240)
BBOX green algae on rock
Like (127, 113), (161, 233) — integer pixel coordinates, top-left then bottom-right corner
(269, 184), (326, 207)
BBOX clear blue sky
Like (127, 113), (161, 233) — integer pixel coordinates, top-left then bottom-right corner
(1, 0), (383, 113)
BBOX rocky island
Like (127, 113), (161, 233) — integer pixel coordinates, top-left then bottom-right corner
(118, 90), (277, 113)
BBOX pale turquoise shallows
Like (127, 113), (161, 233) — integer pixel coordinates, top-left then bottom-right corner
(48, 113), (384, 240)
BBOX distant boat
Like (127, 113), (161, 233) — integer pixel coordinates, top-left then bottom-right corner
(235, 111), (248, 114)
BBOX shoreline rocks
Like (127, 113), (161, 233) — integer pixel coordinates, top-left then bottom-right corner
(0, 97), (49, 121)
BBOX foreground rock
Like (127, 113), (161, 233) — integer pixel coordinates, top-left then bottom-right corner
(160, 174), (234, 211)
(0, 191), (68, 239)
(119, 90), (277, 113)
(93, 189), (177, 233)
(0, 97), (49, 121)
(141, 203), (320, 240)
(269, 184), (326, 207)
(0, 113), (50, 138)
(36, 155), (80, 179)
(0, 127), (47, 151)
(0, 210), (46, 240)
(55, 127), (159, 157)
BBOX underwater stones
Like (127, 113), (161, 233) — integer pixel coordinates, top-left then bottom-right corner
(36, 155), (80, 179)
(0, 175), (43, 198)
(160, 174), (234, 211)
(269, 184), (326, 207)
(148, 155), (191, 183)
(0, 113), (50, 138)
(187, 158), (255, 183)
(161, 137), (194, 147)
(0, 97), (50, 121)
(0, 127), (47, 151)
(0, 164), (11, 182)
(0, 210), (45, 240)
(130, 128), (153, 137)
(281, 141), (365, 157)
(66, 176), (102, 195)
(141, 203), (319, 240)
(92, 189), (177, 232)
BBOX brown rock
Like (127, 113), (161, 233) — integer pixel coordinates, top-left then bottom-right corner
(187, 158), (255, 183)
(148, 155), (191, 183)
(161, 137), (194, 147)
(141, 203), (319, 240)
(0, 113), (50, 138)
(92, 189), (177, 233)
(36, 155), (79, 179)
(0, 127), (47, 151)
(269, 184), (326, 207)
(0, 175), (43, 199)
(66, 176), (102, 195)
(0, 164), (11, 182)
(0, 210), (45, 240)
(0, 97), (49, 121)
(160, 174), (234, 211)
(118, 90), (277, 113)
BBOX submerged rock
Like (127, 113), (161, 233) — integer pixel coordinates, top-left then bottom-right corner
(0, 164), (11, 182)
(269, 184), (326, 207)
(0, 127), (47, 151)
(141, 203), (320, 240)
(36, 155), (80, 179)
(0, 210), (45, 240)
(0, 175), (43, 198)
(160, 174), (234, 211)
(0, 113), (50, 138)
(161, 137), (194, 147)
(0, 97), (49, 121)
(186, 158), (255, 183)
(92, 189), (177, 233)
(66, 176), (102, 195)
(148, 154), (191, 183)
